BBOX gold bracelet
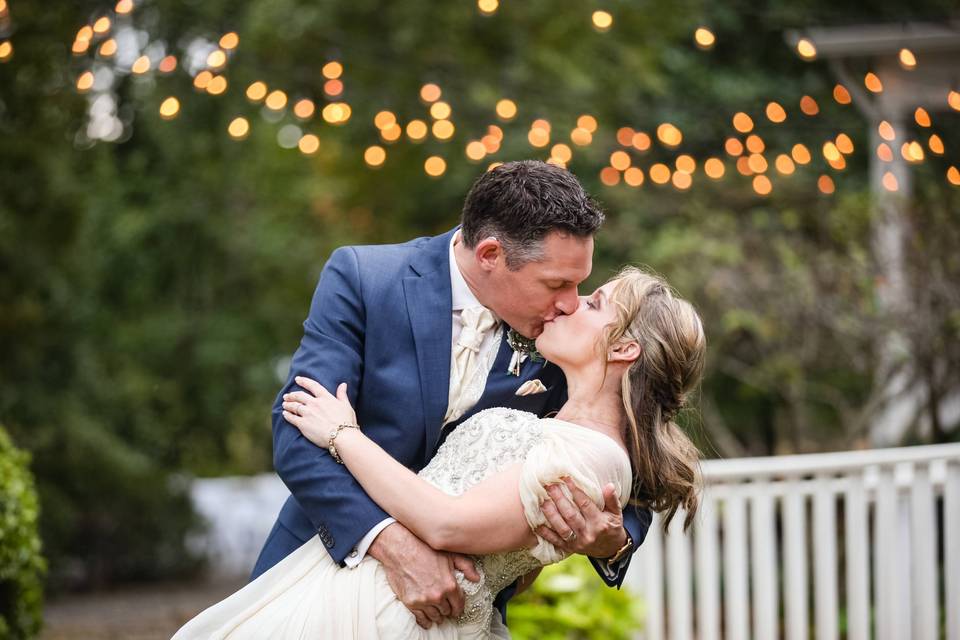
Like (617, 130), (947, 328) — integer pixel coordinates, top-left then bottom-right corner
(605, 534), (633, 568)
(328, 423), (359, 464)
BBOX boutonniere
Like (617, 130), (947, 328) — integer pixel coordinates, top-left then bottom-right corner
(506, 328), (544, 376)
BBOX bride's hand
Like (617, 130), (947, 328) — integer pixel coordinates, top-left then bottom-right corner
(282, 377), (358, 448)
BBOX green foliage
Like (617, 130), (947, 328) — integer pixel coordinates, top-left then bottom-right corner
(0, 427), (45, 639)
(509, 556), (644, 640)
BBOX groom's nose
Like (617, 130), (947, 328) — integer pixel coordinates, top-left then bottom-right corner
(553, 287), (580, 316)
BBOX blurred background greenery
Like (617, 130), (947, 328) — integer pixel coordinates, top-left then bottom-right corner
(0, 0), (958, 625)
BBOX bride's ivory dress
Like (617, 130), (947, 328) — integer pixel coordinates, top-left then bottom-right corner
(173, 408), (632, 639)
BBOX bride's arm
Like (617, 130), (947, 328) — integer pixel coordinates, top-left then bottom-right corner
(282, 377), (538, 555)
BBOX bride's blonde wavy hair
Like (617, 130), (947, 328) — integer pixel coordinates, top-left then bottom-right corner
(603, 267), (705, 531)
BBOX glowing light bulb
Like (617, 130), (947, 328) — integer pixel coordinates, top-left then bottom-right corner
(898, 48), (916, 69)
(704, 158), (725, 179)
(424, 156), (447, 177)
(864, 72), (883, 93)
(228, 116), (249, 139)
(624, 168), (644, 187)
(496, 99), (517, 120)
(796, 38), (816, 60)
(159, 97), (180, 120)
(694, 27), (716, 49)
(592, 11), (613, 32)
(833, 84), (851, 105)
(365, 146), (387, 167)
(732, 112), (753, 133)
(420, 83), (442, 103)
(765, 102), (786, 123)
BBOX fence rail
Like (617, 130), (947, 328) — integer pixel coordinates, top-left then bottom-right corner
(624, 443), (960, 640)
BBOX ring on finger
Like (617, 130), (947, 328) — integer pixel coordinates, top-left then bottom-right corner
(563, 530), (577, 541)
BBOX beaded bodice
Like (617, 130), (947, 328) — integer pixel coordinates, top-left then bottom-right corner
(418, 407), (547, 630)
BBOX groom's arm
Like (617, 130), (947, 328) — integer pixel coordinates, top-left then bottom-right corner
(272, 246), (389, 565)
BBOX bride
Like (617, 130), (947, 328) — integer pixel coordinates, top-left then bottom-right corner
(173, 266), (705, 639)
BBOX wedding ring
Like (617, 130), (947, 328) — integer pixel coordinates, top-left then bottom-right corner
(564, 531), (577, 542)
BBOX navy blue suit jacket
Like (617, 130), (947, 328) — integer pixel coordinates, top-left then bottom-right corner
(252, 227), (651, 619)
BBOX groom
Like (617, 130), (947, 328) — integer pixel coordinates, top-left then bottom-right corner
(252, 160), (651, 629)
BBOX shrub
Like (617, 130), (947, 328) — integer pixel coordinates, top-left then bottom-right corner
(0, 427), (46, 639)
(509, 555), (645, 640)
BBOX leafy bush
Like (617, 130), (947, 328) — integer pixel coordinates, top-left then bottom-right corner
(0, 427), (45, 639)
(509, 555), (644, 640)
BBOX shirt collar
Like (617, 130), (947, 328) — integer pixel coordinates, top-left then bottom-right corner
(449, 230), (482, 312)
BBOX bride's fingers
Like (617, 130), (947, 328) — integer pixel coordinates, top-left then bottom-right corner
(283, 391), (314, 405)
(294, 376), (331, 398)
(282, 410), (305, 429)
(336, 382), (349, 402)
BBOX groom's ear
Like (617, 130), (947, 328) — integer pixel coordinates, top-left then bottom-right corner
(474, 237), (503, 271)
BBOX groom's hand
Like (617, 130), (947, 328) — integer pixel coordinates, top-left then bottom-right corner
(368, 522), (480, 629)
(536, 478), (626, 558)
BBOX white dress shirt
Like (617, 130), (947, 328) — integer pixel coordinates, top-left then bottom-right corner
(345, 230), (501, 567)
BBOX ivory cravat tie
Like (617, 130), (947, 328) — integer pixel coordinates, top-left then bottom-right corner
(444, 305), (498, 424)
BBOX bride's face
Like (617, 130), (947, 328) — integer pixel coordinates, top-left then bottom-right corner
(535, 279), (621, 368)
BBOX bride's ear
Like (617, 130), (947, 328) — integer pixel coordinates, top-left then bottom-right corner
(608, 340), (641, 364)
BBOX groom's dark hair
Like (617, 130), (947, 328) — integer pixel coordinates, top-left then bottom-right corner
(460, 160), (605, 270)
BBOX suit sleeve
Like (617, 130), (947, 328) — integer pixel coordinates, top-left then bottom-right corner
(271, 246), (390, 565)
(588, 504), (652, 588)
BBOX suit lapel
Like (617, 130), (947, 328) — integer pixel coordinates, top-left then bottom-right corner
(403, 229), (457, 452)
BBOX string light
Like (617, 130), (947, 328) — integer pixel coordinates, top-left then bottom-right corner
(929, 134), (944, 155)
(745, 134), (765, 154)
(775, 154), (795, 175)
(752, 175), (772, 195)
(656, 123), (682, 147)
(206, 75), (227, 95)
(0, 41), (12, 62)
(477, 0), (498, 15)
(747, 153), (768, 173)
(949, 90), (960, 111)
(496, 99), (517, 120)
(432, 119), (455, 140)
(219, 32), (239, 50)
(882, 171), (898, 191)
(420, 83), (442, 103)
(324, 80), (343, 97)
(864, 72), (883, 93)
(610, 150), (631, 170)
(93, 17), (111, 34)
(551, 143), (572, 163)
(631, 132), (651, 151)
(898, 48), (916, 70)
(799, 96), (819, 116)
(424, 156), (447, 177)
(158, 55), (177, 73)
(592, 11), (613, 32)
(115, 0), (134, 14)
(465, 141), (486, 161)
(833, 84), (852, 105)
(736, 156), (753, 176)
(694, 27), (715, 50)
(835, 133), (854, 154)
(227, 116), (249, 139)
(293, 99), (315, 119)
(99, 38), (117, 57)
(265, 90), (287, 110)
(948, 166), (960, 186)
(570, 127), (592, 146)
(193, 70), (213, 90)
(76, 71), (95, 92)
(704, 158), (725, 179)
(624, 167), (645, 187)
(675, 154), (696, 174)
(818, 175), (835, 194)
(649, 163), (670, 184)
(131, 55), (150, 74)
(877, 143), (893, 162)
(766, 102), (786, 123)
(374, 111), (396, 130)
(616, 127), (634, 146)
(322, 103), (352, 124)
(323, 62), (343, 80)
(902, 141), (924, 163)
(246, 81), (267, 102)
(672, 171), (692, 190)
(206, 49), (227, 69)
(159, 97), (180, 120)
(406, 119), (428, 141)
(791, 143), (811, 165)
(877, 121), (895, 141)
(732, 112), (754, 133)
(299, 134), (320, 155)
(914, 107), (931, 127)
(725, 138), (744, 156)
(430, 101), (452, 120)
(599, 167), (620, 186)
(380, 123), (402, 142)
(796, 38), (816, 60)
(577, 115), (598, 133)
(365, 145), (386, 167)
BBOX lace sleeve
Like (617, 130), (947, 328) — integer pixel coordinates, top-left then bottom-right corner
(518, 424), (632, 564)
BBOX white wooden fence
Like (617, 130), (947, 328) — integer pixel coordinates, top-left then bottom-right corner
(624, 443), (960, 640)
